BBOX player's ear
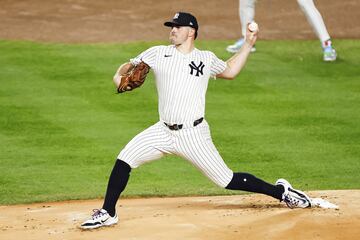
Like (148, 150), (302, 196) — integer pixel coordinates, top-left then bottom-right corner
(189, 28), (196, 39)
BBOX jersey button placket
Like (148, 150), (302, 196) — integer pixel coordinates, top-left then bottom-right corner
(183, 56), (188, 74)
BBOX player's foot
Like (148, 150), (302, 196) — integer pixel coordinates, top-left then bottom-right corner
(276, 178), (311, 209)
(323, 46), (337, 62)
(226, 38), (256, 53)
(80, 209), (118, 229)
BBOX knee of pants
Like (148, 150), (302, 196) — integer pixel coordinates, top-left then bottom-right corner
(117, 158), (134, 170)
(208, 172), (234, 189)
(118, 157), (138, 169)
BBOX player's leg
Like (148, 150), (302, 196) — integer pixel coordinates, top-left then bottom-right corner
(176, 121), (311, 208)
(176, 121), (281, 196)
(226, 172), (282, 199)
(101, 160), (131, 218)
(81, 122), (173, 229)
(174, 121), (232, 187)
(297, 0), (336, 61)
(240, 0), (256, 38)
(102, 122), (173, 214)
(227, 0), (256, 53)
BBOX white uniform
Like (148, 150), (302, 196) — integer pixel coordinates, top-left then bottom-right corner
(239, 0), (331, 44)
(118, 45), (234, 188)
(296, 0), (331, 43)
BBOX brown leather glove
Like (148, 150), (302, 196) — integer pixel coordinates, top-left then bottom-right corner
(117, 62), (150, 93)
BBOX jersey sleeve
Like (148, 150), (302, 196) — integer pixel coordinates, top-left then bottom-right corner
(130, 46), (159, 68)
(210, 52), (227, 79)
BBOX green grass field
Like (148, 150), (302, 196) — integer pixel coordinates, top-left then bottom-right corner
(0, 39), (359, 205)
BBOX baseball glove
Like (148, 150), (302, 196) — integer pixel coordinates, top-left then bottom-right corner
(117, 62), (150, 93)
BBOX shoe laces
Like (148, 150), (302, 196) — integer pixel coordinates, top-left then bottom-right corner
(91, 209), (106, 220)
(284, 194), (300, 208)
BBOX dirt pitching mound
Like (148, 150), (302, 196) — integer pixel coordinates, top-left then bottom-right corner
(1, 190), (359, 240)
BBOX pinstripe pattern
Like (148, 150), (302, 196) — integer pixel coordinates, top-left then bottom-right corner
(173, 121), (233, 187)
(119, 45), (233, 188)
(130, 45), (226, 125)
(118, 122), (174, 168)
(118, 120), (233, 187)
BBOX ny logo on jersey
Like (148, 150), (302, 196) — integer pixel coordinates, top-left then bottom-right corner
(189, 61), (205, 77)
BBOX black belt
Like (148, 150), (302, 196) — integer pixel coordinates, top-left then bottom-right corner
(164, 117), (204, 131)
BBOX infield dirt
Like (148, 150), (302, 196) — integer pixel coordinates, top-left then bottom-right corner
(1, 0), (359, 239)
(1, 190), (359, 240)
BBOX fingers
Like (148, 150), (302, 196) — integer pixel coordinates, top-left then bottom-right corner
(245, 22), (259, 46)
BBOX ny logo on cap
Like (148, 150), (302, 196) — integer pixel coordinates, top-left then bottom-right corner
(174, 13), (179, 19)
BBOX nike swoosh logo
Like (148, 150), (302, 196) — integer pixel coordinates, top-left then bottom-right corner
(164, 54), (172, 57)
(101, 217), (109, 223)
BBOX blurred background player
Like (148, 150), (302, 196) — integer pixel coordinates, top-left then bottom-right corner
(226, 0), (337, 61)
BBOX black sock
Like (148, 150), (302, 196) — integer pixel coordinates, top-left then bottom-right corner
(102, 159), (131, 217)
(225, 172), (284, 200)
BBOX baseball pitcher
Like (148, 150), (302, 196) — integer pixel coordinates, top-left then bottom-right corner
(80, 12), (312, 230)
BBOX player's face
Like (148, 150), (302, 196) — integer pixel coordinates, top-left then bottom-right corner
(169, 26), (192, 45)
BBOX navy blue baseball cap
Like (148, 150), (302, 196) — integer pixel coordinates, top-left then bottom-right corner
(164, 12), (199, 39)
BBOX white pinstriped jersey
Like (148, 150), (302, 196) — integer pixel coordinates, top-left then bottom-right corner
(131, 45), (227, 125)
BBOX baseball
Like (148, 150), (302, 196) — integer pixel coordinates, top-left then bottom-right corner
(248, 21), (258, 32)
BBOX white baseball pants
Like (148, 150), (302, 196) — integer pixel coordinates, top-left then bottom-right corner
(297, 0), (331, 43)
(118, 120), (234, 188)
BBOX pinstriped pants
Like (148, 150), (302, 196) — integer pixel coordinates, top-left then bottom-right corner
(118, 120), (234, 188)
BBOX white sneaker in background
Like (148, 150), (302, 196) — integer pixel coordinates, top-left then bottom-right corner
(226, 38), (256, 53)
(323, 46), (337, 62)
